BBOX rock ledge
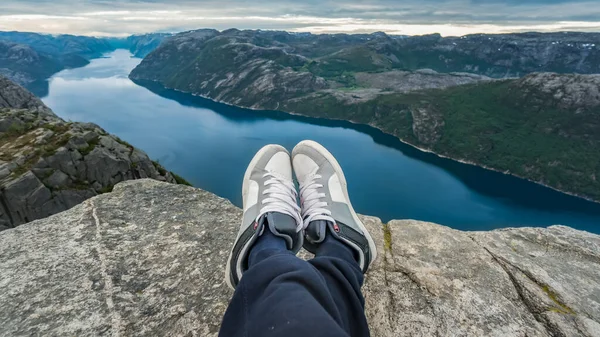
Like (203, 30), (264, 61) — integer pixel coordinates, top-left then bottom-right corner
(0, 179), (598, 336)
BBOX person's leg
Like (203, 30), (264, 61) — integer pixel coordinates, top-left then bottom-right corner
(220, 229), (354, 337)
(292, 140), (379, 337)
(221, 144), (363, 337)
(308, 234), (370, 336)
(221, 142), (376, 337)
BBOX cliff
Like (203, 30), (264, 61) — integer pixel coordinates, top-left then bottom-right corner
(125, 33), (172, 58)
(0, 76), (183, 230)
(0, 179), (598, 336)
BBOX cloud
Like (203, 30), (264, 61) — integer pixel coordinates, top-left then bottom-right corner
(0, 0), (598, 36)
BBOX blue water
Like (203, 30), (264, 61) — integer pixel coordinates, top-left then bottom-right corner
(41, 50), (600, 233)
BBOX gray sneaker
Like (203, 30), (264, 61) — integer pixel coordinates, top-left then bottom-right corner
(292, 140), (377, 273)
(225, 145), (303, 290)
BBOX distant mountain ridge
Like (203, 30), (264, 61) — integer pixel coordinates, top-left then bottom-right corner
(0, 31), (114, 95)
(129, 29), (600, 203)
(0, 31), (171, 96)
(105, 33), (173, 58)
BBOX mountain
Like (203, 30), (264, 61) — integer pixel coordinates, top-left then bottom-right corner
(0, 31), (114, 95)
(0, 31), (113, 59)
(0, 40), (67, 92)
(0, 75), (188, 230)
(105, 33), (172, 58)
(126, 33), (172, 57)
(0, 31), (173, 96)
(130, 29), (600, 202)
(1, 178), (599, 336)
(284, 73), (600, 202)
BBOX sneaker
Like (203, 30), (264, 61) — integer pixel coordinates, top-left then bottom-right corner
(292, 140), (377, 273)
(225, 145), (304, 290)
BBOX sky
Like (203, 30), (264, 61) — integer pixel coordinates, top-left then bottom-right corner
(0, 0), (599, 37)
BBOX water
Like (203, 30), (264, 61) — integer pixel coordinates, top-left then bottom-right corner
(41, 50), (600, 233)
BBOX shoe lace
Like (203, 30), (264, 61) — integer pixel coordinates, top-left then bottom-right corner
(299, 169), (335, 230)
(259, 172), (303, 232)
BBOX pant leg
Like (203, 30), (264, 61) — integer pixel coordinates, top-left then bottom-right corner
(309, 235), (369, 336)
(219, 232), (369, 337)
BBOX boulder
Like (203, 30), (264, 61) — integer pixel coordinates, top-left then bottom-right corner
(1, 171), (57, 224)
(66, 136), (88, 150)
(44, 170), (71, 189)
(0, 75), (52, 112)
(45, 147), (78, 177)
(84, 146), (130, 186)
(54, 189), (96, 209)
(0, 179), (598, 336)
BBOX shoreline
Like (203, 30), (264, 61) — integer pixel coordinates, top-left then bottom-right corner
(129, 76), (600, 206)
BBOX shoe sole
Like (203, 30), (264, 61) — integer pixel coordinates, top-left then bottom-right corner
(225, 144), (290, 290)
(293, 140), (377, 266)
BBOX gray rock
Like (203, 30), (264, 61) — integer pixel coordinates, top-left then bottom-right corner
(519, 73), (600, 110)
(0, 167), (10, 179)
(54, 189), (96, 208)
(92, 181), (102, 192)
(71, 149), (83, 162)
(99, 136), (130, 156)
(81, 130), (99, 142)
(34, 129), (54, 145)
(354, 69), (491, 93)
(45, 147), (78, 177)
(45, 170), (71, 189)
(130, 148), (160, 179)
(0, 179), (598, 336)
(66, 136), (88, 150)
(0, 116), (24, 132)
(33, 157), (49, 169)
(410, 106), (444, 145)
(0, 75), (52, 113)
(0, 171), (60, 225)
(31, 167), (54, 179)
(84, 147), (130, 186)
(0, 162), (16, 172)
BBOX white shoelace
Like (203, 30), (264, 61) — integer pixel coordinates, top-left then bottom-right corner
(258, 172), (304, 232)
(299, 169), (335, 230)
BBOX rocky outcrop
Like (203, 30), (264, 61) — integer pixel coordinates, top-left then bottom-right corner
(354, 69), (492, 92)
(517, 72), (600, 111)
(0, 179), (598, 336)
(0, 77), (181, 230)
(0, 75), (51, 111)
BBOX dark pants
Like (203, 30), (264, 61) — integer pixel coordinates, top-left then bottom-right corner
(219, 231), (370, 337)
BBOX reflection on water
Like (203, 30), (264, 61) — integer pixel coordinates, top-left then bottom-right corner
(42, 50), (600, 233)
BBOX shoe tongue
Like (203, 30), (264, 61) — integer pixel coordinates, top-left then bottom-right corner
(259, 212), (298, 249)
(305, 220), (330, 244)
(261, 212), (295, 230)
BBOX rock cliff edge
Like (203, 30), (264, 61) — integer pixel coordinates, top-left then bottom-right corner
(1, 179), (598, 336)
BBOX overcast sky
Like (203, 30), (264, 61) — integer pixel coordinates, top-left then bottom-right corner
(0, 0), (599, 37)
